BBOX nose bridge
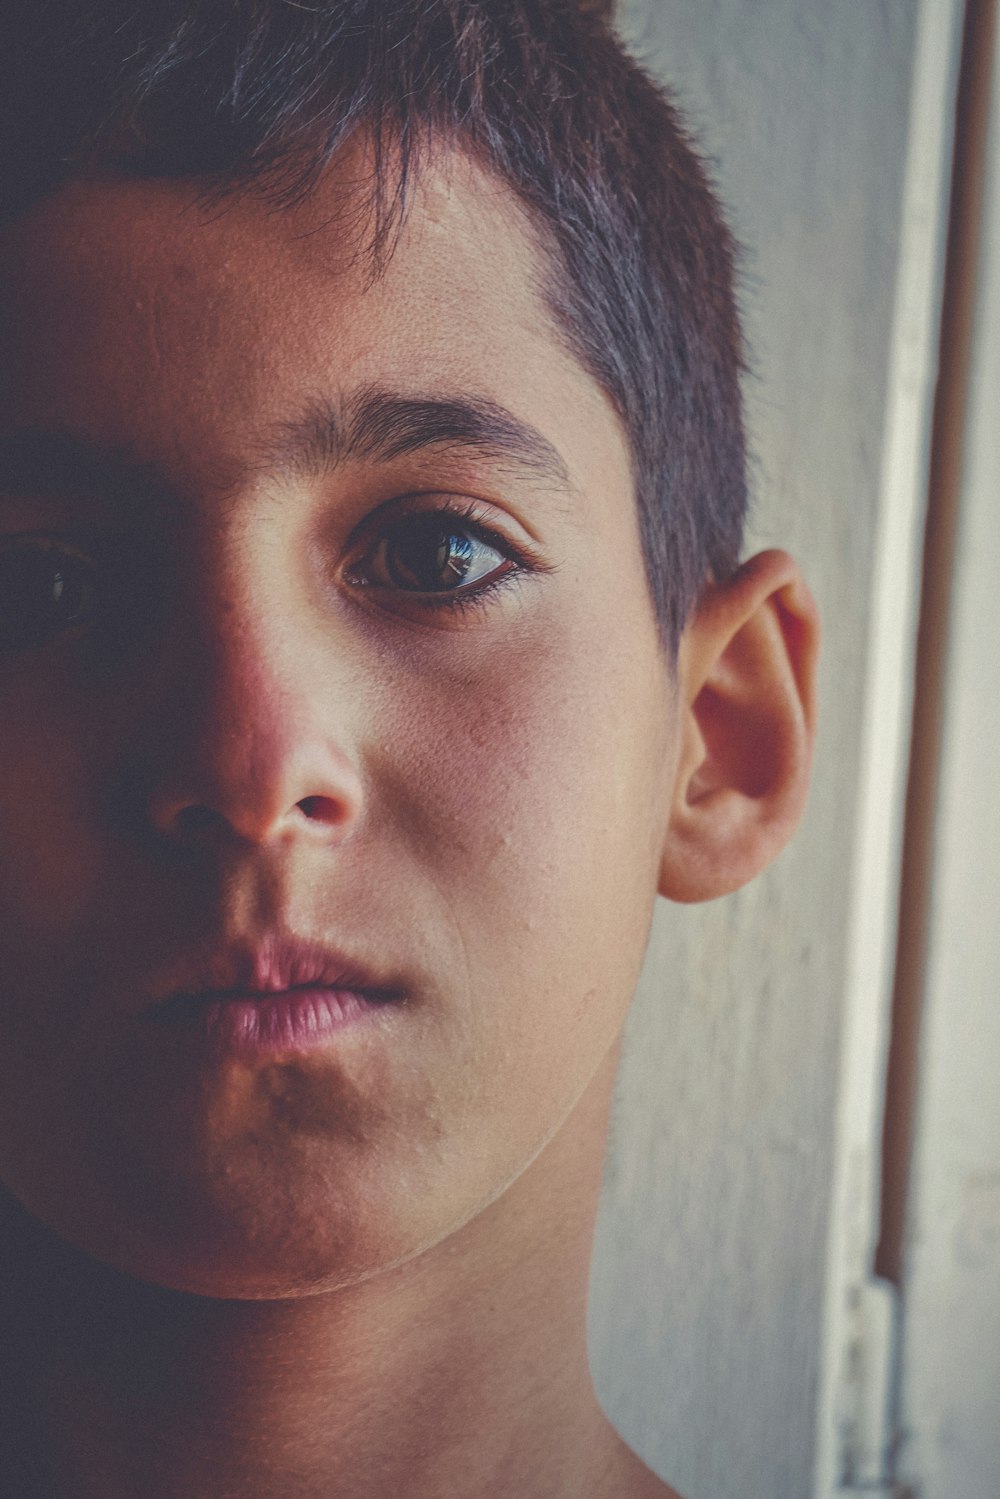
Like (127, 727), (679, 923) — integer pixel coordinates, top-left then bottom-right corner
(141, 529), (364, 847)
(196, 579), (303, 771)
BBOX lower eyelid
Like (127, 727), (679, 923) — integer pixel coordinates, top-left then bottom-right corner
(387, 566), (526, 620)
(341, 561), (527, 631)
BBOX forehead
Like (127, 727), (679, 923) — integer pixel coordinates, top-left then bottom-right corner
(0, 150), (631, 511)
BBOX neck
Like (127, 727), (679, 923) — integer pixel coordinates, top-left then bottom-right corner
(1, 1050), (638, 1499)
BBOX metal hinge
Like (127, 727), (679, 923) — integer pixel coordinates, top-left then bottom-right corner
(831, 1278), (901, 1496)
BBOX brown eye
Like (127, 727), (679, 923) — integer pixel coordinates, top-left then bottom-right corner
(356, 513), (510, 594)
(0, 536), (98, 650)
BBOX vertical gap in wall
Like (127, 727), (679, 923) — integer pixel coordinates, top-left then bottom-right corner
(874, 0), (997, 1288)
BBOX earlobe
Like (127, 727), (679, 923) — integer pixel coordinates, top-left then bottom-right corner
(658, 549), (819, 903)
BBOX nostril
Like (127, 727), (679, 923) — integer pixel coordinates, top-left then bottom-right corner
(296, 795), (343, 825)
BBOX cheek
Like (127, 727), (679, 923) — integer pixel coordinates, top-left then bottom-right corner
(0, 674), (96, 935)
(0, 653), (141, 952)
(370, 612), (671, 1037)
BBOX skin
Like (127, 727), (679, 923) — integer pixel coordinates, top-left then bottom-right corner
(0, 145), (818, 1497)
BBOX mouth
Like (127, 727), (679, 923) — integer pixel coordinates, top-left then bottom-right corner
(148, 934), (406, 1058)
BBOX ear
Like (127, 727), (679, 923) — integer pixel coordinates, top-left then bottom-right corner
(658, 549), (819, 903)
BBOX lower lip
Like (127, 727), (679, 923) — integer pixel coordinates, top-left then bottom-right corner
(170, 987), (394, 1058)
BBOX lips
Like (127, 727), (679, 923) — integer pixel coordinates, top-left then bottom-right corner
(148, 932), (406, 1057)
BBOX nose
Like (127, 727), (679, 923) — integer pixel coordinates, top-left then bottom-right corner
(138, 585), (365, 851)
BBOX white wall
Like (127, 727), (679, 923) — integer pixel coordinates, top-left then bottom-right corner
(587, 6), (953, 1497)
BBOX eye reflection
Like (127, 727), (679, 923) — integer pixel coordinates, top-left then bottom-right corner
(357, 512), (511, 594)
(0, 536), (98, 651)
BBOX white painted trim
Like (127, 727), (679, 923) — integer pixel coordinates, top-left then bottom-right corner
(811, 1), (965, 1492)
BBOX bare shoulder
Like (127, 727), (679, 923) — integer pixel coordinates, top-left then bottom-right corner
(616, 1452), (685, 1499)
(600, 1428), (686, 1499)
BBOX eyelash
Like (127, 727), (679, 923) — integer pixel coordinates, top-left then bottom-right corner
(416, 565), (522, 619)
(344, 498), (549, 616)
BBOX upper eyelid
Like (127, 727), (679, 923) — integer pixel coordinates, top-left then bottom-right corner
(346, 507), (516, 579)
(349, 491), (486, 524)
(345, 496), (529, 557)
(0, 529), (101, 556)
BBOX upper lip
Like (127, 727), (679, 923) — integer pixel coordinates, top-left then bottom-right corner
(148, 932), (404, 1009)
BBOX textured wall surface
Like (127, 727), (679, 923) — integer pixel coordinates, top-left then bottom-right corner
(587, 6), (921, 1497)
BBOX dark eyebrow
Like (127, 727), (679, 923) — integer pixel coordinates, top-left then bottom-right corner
(0, 388), (575, 506)
(0, 430), (167, 507)
(262, 386), (575, 494)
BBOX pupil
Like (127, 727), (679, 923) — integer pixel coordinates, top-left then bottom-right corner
(0, 551), (93, 649)
(391, 519), (475, 590)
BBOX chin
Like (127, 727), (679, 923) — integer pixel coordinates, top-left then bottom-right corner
(1, 1137), (487, 1303)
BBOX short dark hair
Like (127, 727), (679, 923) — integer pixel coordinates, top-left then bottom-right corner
(1, 0), (747, 652)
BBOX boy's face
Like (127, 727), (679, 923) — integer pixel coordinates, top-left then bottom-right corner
(0, 150), (679, 1294)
